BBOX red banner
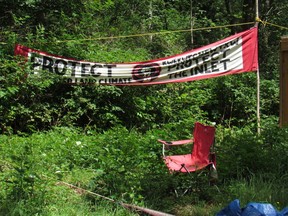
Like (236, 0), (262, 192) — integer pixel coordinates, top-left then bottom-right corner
(14, 27), (258, 85)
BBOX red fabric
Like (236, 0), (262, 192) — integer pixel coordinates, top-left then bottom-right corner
(14, 44), (30, 57)
(164, 122), (215, 172)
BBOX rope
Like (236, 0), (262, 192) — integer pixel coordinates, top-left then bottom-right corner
(255, 17), (288, 30)
(259, 19), (288, 30)
(0, 21), (255, 45)
(1, 19), (288, 46)
(40, 22), (256, 44)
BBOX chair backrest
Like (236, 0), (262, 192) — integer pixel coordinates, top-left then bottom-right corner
(191, 122), (215, 165)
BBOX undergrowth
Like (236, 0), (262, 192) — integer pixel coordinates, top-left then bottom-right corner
(0, 123), (287, 215)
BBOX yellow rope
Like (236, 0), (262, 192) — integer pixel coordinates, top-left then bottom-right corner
(44, 21), (255, 44)
(261, 20), (288, 30)
(1, 19), (288, 46)
(0, 21), (255, 45)
(255, 17), (288, 30)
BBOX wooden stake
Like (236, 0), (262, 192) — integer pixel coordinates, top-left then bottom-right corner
(255, 0), (261, 134)
(57, 181), (175, 216)
(280, 37), (288, 127)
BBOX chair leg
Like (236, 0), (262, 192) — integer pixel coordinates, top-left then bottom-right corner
(208, 164), (218, 185)
(179, 164), (191, 175)
(173, 169), (194, 197)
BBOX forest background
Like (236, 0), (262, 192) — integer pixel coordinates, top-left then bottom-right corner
(1, 0), (288, 215)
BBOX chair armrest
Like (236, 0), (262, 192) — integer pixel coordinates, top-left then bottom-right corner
(158, 139), (193, 146)
(158, 139), (193, 157)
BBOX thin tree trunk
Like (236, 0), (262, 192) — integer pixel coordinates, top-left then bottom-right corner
(149, 0), (153, 42)
(190, 0), (194, 48)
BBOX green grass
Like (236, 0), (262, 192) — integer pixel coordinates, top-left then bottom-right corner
(0, 126), (287, 215)
(223, 174), (288, 210)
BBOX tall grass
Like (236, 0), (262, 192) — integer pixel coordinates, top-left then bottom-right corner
(172, 174), (288, 216)
(223, 174), (288, 210)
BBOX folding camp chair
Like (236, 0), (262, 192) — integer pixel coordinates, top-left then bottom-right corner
(158, 122), (217, 176)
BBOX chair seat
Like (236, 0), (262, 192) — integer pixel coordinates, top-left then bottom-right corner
(164, 154), (211, 173)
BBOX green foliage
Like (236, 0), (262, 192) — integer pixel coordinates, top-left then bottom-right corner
(0, 136), (49, 215)
(205, 73), (258, 127)
(224, 175), (288, 210)
(0, 127), (146, 214)
(0, 0), (285, 134)
(0, 123), (287, 215)
(218, 123), (288, 180)
(0, 58), (65, 133)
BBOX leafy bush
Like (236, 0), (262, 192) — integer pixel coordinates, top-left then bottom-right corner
(217, 122), (288, 180)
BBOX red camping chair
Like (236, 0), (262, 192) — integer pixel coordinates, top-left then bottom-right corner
(158, 122), (216, 175)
